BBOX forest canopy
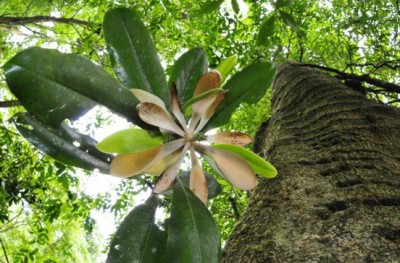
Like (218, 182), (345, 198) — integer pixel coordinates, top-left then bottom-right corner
(0, 0), (399, 262)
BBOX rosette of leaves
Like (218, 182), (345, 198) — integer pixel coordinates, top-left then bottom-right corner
(3, 7), (276, 262)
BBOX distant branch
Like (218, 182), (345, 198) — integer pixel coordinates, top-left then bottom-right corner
(139, 178), (154, 190)
(0, 123), (20, 137)
(292, 62), (400, 94)
(344, 74), (400, 93)
(0, 16), (92, 27)
(0, 222), (28, 233)
(0, 238), (9, 263)
(22, 25), (51, 39)
(229, 197), (240, 219)
(346, 59), (400, 72)
(0, 100), (21, 108)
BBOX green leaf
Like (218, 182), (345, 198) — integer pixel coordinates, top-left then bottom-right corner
(231, 0), (240, 14)
(107, 194), (166, 263)
(167, 178), (220, 262)
(58, 122), (112, 163)
(3, 47), (144, 127)
(198, 0), (224, 14)
(275, 0), (293, 9)
(103, 8), (168, 105)
(279, 10), (297, 29)
(182, 88), (223, 112)
(217, 55), (238, 83)
(97, 128), (165, 154)
(212, 144), (277, 178)
(205, 62), (276, 130)
(257, 15), (275, 47)
(169, 48), (208, 105)
(14, 113), (111, 173)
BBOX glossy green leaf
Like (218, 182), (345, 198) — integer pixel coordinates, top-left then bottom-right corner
(14, 113), (111, 173)
(257, 15), (275, 47)
(217, 55), (238, 83)
(97, 128), (165, 154)
(169, 48), (208, 105)
(107, 194), (166, 263)
(3, 47), (144, 127)
(103, 8), (168, 104)
(279, 10), (297, 29)
(167, 178), (220, 262)
(205, 62), (276, 130)
(58, 122), (112, 164)
(231, 0), (240, 14)
(212, 144), (277, 178)
(198, 0), (224, 14)
(275, 0), (293, 9)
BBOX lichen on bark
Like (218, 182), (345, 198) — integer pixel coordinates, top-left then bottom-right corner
(222, 63), (400, 262)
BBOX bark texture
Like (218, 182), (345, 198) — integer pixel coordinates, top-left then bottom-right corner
(222, 63), (400, 262)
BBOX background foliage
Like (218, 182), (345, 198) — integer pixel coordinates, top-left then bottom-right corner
(1, 0), (399, 261)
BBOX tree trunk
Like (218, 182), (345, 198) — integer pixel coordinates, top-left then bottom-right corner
(222, 63), (400, 262)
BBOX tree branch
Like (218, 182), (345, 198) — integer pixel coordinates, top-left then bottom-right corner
(229, 197), (240, 219)
(0, 16), (92, 27)
(0, 223), (29, 234)
(0, 238), (9, 263)
(292, 62), (400, 94)
(346, 59), (400, 72)
(0, 100), (21, 108)
(346, 74), (400, 93)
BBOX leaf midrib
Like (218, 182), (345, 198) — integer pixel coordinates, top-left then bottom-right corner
(138, 200), (156, 263)
(118, 12), (152, 93)
(179, 179), (203, 262)
(9, 62), (98, 105)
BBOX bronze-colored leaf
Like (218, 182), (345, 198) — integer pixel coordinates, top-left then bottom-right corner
(171, 84), (188, 132)
(189, 71), (222, 134)
(131, 88), (167, 110)
(195, 143), (257, 190)
(207, 132), (252, 146)
(110, 139), (185, 177)
(137, 102), (185, 137)
(153, 142), (190, 193)
(190, 146), (208, 204)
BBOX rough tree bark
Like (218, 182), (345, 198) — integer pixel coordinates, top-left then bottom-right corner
(222, 63), (400, 262)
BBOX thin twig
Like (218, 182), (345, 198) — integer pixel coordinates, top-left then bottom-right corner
(291, 62), (400, 93)
(0, 208), (24, 230)
(347, 59), (400, 73)
(0, 238), (9, 263)
(0, 123), (20, 137)
(228, 197), (240, 219)
(0, 100), (21, 108)
(0, 223), (29, 234)
(0, 16), (93, 27)
(22, 25), (50, 39)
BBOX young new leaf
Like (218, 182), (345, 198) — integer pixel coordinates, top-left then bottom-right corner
(212, 144), (277, 178)
(97, 128), (164, 154)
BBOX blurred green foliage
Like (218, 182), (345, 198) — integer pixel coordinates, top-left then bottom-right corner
(1, 0), (399, 261)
